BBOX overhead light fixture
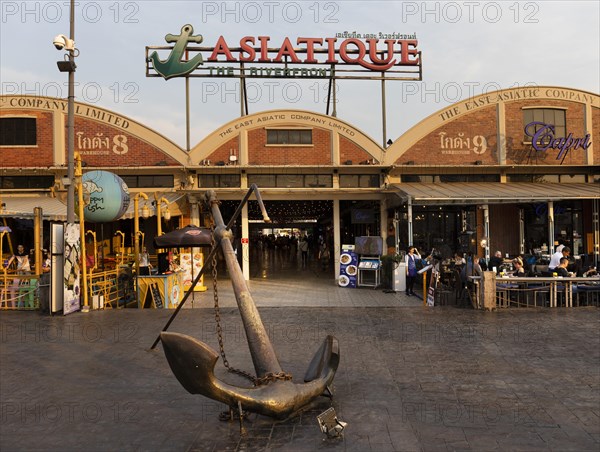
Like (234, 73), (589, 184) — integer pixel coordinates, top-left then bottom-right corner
(56, 60), (76, 72)
(141, 204), (150, 219)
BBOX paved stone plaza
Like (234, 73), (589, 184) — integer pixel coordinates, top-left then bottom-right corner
(1, 279), (599, 451)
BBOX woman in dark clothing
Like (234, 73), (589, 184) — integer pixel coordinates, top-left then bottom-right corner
(405, 246), (421, 296)
(512, 257), (527, 277)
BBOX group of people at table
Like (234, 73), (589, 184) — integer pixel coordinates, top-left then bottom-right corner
(405, 244), (598, 285)
(404, 245), (598, 307)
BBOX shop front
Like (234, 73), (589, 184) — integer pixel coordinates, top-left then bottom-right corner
(388, 182), (599, 268)
(384, 86), (599, 268)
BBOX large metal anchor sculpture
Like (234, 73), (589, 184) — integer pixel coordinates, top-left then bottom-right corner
(152, 187), (339, 420)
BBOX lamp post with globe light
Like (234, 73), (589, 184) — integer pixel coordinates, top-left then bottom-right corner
(114, 231), (125, 265)
(74, 151), (90, 311)
(155, 195), (171, 237)
(133, 192), (149, 297)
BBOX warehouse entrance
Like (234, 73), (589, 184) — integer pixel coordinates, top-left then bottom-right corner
(220, 200), (334, 280)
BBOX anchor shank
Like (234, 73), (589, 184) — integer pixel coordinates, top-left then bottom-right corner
(207, 191), (282, 378)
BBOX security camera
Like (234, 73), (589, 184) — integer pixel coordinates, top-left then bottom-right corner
(53, 34), (75, 51)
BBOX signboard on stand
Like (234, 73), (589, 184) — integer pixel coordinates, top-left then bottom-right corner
(63, 223), (81, 315)
(339, 246), (358, 288)
(426, 266), (438, 307)
(180, 252), (207, 292)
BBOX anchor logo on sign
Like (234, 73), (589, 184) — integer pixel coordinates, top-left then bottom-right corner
(148, 24), (204, 80)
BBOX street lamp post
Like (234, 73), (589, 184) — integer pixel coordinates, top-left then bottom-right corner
(114, 231), (125, 265)
(155, 195), (171, 237)
(74, 152), (90, 311)
(53, 0), (77, 223)
(54, 0), (77, 312)
(133, 192), (149, 293)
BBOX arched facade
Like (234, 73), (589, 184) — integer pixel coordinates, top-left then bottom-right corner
(1, 87), (599, 282)
(384, 86), (599, 264)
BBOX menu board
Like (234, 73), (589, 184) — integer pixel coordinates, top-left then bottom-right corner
(339, 249), (358, 288)
(179, 252), (204, 290)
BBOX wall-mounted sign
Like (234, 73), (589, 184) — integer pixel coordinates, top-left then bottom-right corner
(146, 24), (421, 81)
(76, 132), (129, 156)
(438, 132), (487, 155)
(524, 121), (591, 162)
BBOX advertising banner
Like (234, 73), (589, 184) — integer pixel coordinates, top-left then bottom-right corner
(339, 248), (358, 288)
(63, 223), (81, 315)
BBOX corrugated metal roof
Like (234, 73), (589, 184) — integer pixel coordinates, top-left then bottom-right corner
(392, 182), (600, 205)
(0, 193), (185, 221)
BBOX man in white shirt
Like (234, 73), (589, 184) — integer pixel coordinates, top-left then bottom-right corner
(549, 246), (570, 271)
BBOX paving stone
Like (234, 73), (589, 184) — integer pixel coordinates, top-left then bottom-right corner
(1, 277), (599, 451)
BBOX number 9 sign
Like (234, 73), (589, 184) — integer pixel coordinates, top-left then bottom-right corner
(472, 135), (488, 154)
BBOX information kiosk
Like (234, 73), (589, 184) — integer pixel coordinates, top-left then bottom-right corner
(355, 236), (383, 289)
(138, 272), (184, 309)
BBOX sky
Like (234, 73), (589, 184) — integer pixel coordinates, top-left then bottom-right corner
(1, 1), (599, 149)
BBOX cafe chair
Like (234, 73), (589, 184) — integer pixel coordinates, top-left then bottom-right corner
(577, 284), (600, 306)
(18, 278), (37, 308)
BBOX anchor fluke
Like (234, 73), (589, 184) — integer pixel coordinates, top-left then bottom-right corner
(161, 332), (340, 419)
(160, 332), (222, 397)
(304, 334), (339, 383)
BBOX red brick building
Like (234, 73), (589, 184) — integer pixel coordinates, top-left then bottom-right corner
(1, 86), (598, 279)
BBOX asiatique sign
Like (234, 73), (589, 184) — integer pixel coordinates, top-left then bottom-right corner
(146, 24), (421, 80)
(524, 121), (591, 162)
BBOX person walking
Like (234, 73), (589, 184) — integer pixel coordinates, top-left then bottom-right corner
(299, 236), (309, 268)
(318, 242), (330, 271)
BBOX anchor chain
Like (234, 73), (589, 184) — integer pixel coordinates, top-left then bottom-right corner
(254, 371), (293, 386)
(211, 227), (257, 385)
(210, 225), (293, 387)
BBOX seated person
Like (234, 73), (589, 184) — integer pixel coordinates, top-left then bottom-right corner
(512, 257), (527, 277)
(453, 252), (466, 267)
(488, 251), (503, 273)
(582, 266), (597, 277)
(553, 257), (570, 277)
(549, 246), (570, 271)
(461, 252), (482, 284)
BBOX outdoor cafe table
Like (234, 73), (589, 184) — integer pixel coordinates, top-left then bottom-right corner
(470, 276), (600, 308)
